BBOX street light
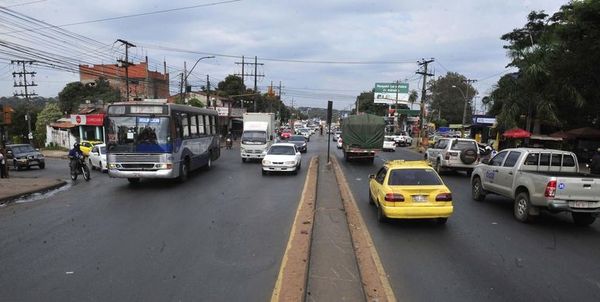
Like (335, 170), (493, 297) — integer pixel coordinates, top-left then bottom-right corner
(180, 56), (215, 103)
(452, 84), (469, 137)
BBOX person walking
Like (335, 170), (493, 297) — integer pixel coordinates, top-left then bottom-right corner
(590, 148), (600, 174)
(0, 144), (8, 178)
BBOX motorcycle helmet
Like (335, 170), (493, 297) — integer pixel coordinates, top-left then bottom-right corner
(74, 143), (80, 149)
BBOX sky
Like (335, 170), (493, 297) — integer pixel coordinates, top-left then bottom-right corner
(0, 0), (567, 110)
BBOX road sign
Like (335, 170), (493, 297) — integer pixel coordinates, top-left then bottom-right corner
(374, 82), (409, 104)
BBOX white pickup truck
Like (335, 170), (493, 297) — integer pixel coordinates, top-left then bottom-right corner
(471, 148), (600, 226)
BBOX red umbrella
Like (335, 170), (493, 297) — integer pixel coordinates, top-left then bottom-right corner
(503, 128), (531, 139)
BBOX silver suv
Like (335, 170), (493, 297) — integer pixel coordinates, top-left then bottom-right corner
(425, 138), (479, 175)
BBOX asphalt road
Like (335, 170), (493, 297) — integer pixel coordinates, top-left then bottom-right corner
(0, 139), (323, 302)
(335, 145), (600, 302)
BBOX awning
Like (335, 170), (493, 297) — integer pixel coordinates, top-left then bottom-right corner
(503, 128), (531, 139)
(564, 127), (600, 140)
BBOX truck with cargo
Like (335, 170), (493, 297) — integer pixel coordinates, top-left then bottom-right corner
(471, 148), (600, 226)
(341, 114), (385, 163)
(240, 113), (275, 162)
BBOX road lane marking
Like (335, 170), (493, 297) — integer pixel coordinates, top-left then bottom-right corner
(271, 156), (318, 302)
(332, 156), (397, 302)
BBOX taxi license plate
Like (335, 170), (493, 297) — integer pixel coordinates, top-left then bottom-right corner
(412, 195), (428, 202)
(569, 201), (600, 208)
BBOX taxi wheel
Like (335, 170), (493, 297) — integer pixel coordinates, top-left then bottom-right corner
(377, 203), (387, 223)
(368, 189), (375, 205)
(436, 218), (448, 225)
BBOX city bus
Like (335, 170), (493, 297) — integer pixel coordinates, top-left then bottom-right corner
(105, 102), (220, 183)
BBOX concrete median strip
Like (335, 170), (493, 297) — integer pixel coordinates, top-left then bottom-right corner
(0, 178), (67, 204)
(331, 156), (397, 302)
(271, 156), (318, 302)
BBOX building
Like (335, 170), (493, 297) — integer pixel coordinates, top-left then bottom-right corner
(45, 103), (106, 148)
(79, 57), (169, 101)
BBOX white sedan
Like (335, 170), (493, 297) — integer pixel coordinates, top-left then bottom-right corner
(337, 137), (343, 149)
(88, 143), (107, 172)
(262, 143), (302, 175)
(382, 137), (396, 152)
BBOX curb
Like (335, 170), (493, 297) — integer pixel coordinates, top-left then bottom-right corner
(331, 156), (396, 302)
(0, 179), (67, 205)
(271, 156), (318, 302)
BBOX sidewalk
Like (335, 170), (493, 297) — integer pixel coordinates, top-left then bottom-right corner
(306, 155), (364, 301)
(0, 178), (67, 204)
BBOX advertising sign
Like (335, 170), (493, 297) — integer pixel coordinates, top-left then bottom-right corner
(70, 114), (105, 126)
(374, 82), (409, 105)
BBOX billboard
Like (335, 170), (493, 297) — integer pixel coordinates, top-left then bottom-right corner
(374, 82), (409, 105)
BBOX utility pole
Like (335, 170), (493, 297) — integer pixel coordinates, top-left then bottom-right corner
(179, 73), (184, 103)
(207, 75), (213, 109)
(116, 39), (135, 101)
(461, 79), (477, 138)
(355, 96), (360, 114)
(12, 60), (37, 143)
(235, 56), (264, 112)
(416, 58), (435, 148)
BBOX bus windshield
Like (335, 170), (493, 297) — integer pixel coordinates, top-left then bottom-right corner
(106, 116), (171, 153)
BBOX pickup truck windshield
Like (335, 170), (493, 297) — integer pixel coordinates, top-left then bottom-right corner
(388, 169), (443, 186)
(242, 131), (267, 143)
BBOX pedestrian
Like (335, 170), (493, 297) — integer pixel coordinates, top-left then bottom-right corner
(0, 144), (8, 178)
(590, 148), (600, 174)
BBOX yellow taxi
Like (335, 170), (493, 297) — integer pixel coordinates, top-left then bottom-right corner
(80, 140), (103, 156)
(368, 160), (453, 224)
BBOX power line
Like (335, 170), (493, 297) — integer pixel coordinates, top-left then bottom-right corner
(0, 0), (243, 35)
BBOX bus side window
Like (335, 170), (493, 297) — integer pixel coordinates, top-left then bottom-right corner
(181, 113), (190, 138)
(190, 115), (198, 137)
(211, 116), (218, 135)
(174, 113), (183, 139)
(198, 115), (205, 135)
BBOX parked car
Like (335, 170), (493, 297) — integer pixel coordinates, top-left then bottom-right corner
(88, 143), (107, 172)
(368, 160), (453, 223)
(425, 138), (479, 175)
(6, 144), (45, 170)
(471, 148), (600, 225)
(261, 143), (302, 175)
(287, 135), (308, 153)
(80, 140), (103, 156)
(382, 136), (396, 152)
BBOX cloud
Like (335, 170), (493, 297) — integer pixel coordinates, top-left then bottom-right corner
(0, 0), (566, 109)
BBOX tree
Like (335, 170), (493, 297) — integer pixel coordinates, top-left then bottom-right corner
(352, 91), (388, 116)
(57, 77), (120, 114)
(34, 102), (63, 146)
(428, 72), (477, 124)
(188, 98), (205, 108)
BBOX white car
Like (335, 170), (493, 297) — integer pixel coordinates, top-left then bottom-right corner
(262, 143), (302, 175)
(425, 138), (480, 175)
(337, 137), (343, 149)
(382, 137), (396, 152)
(88, 143), (107, 172)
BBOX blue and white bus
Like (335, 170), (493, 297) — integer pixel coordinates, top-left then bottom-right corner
(105, 102), (220, 183)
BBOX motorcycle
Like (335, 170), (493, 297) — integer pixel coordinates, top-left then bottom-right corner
(70, 154), (90, 181)
(226, 137), (233, 149)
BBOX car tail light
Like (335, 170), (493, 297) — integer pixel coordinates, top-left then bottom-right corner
(384, 193), (405, 202)
(436, 193), (452, 201)
(545, 180), (557, 198)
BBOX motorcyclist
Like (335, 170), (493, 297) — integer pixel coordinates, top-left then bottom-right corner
(68, 143), (84, 174)
(225, 131), (233, 149)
